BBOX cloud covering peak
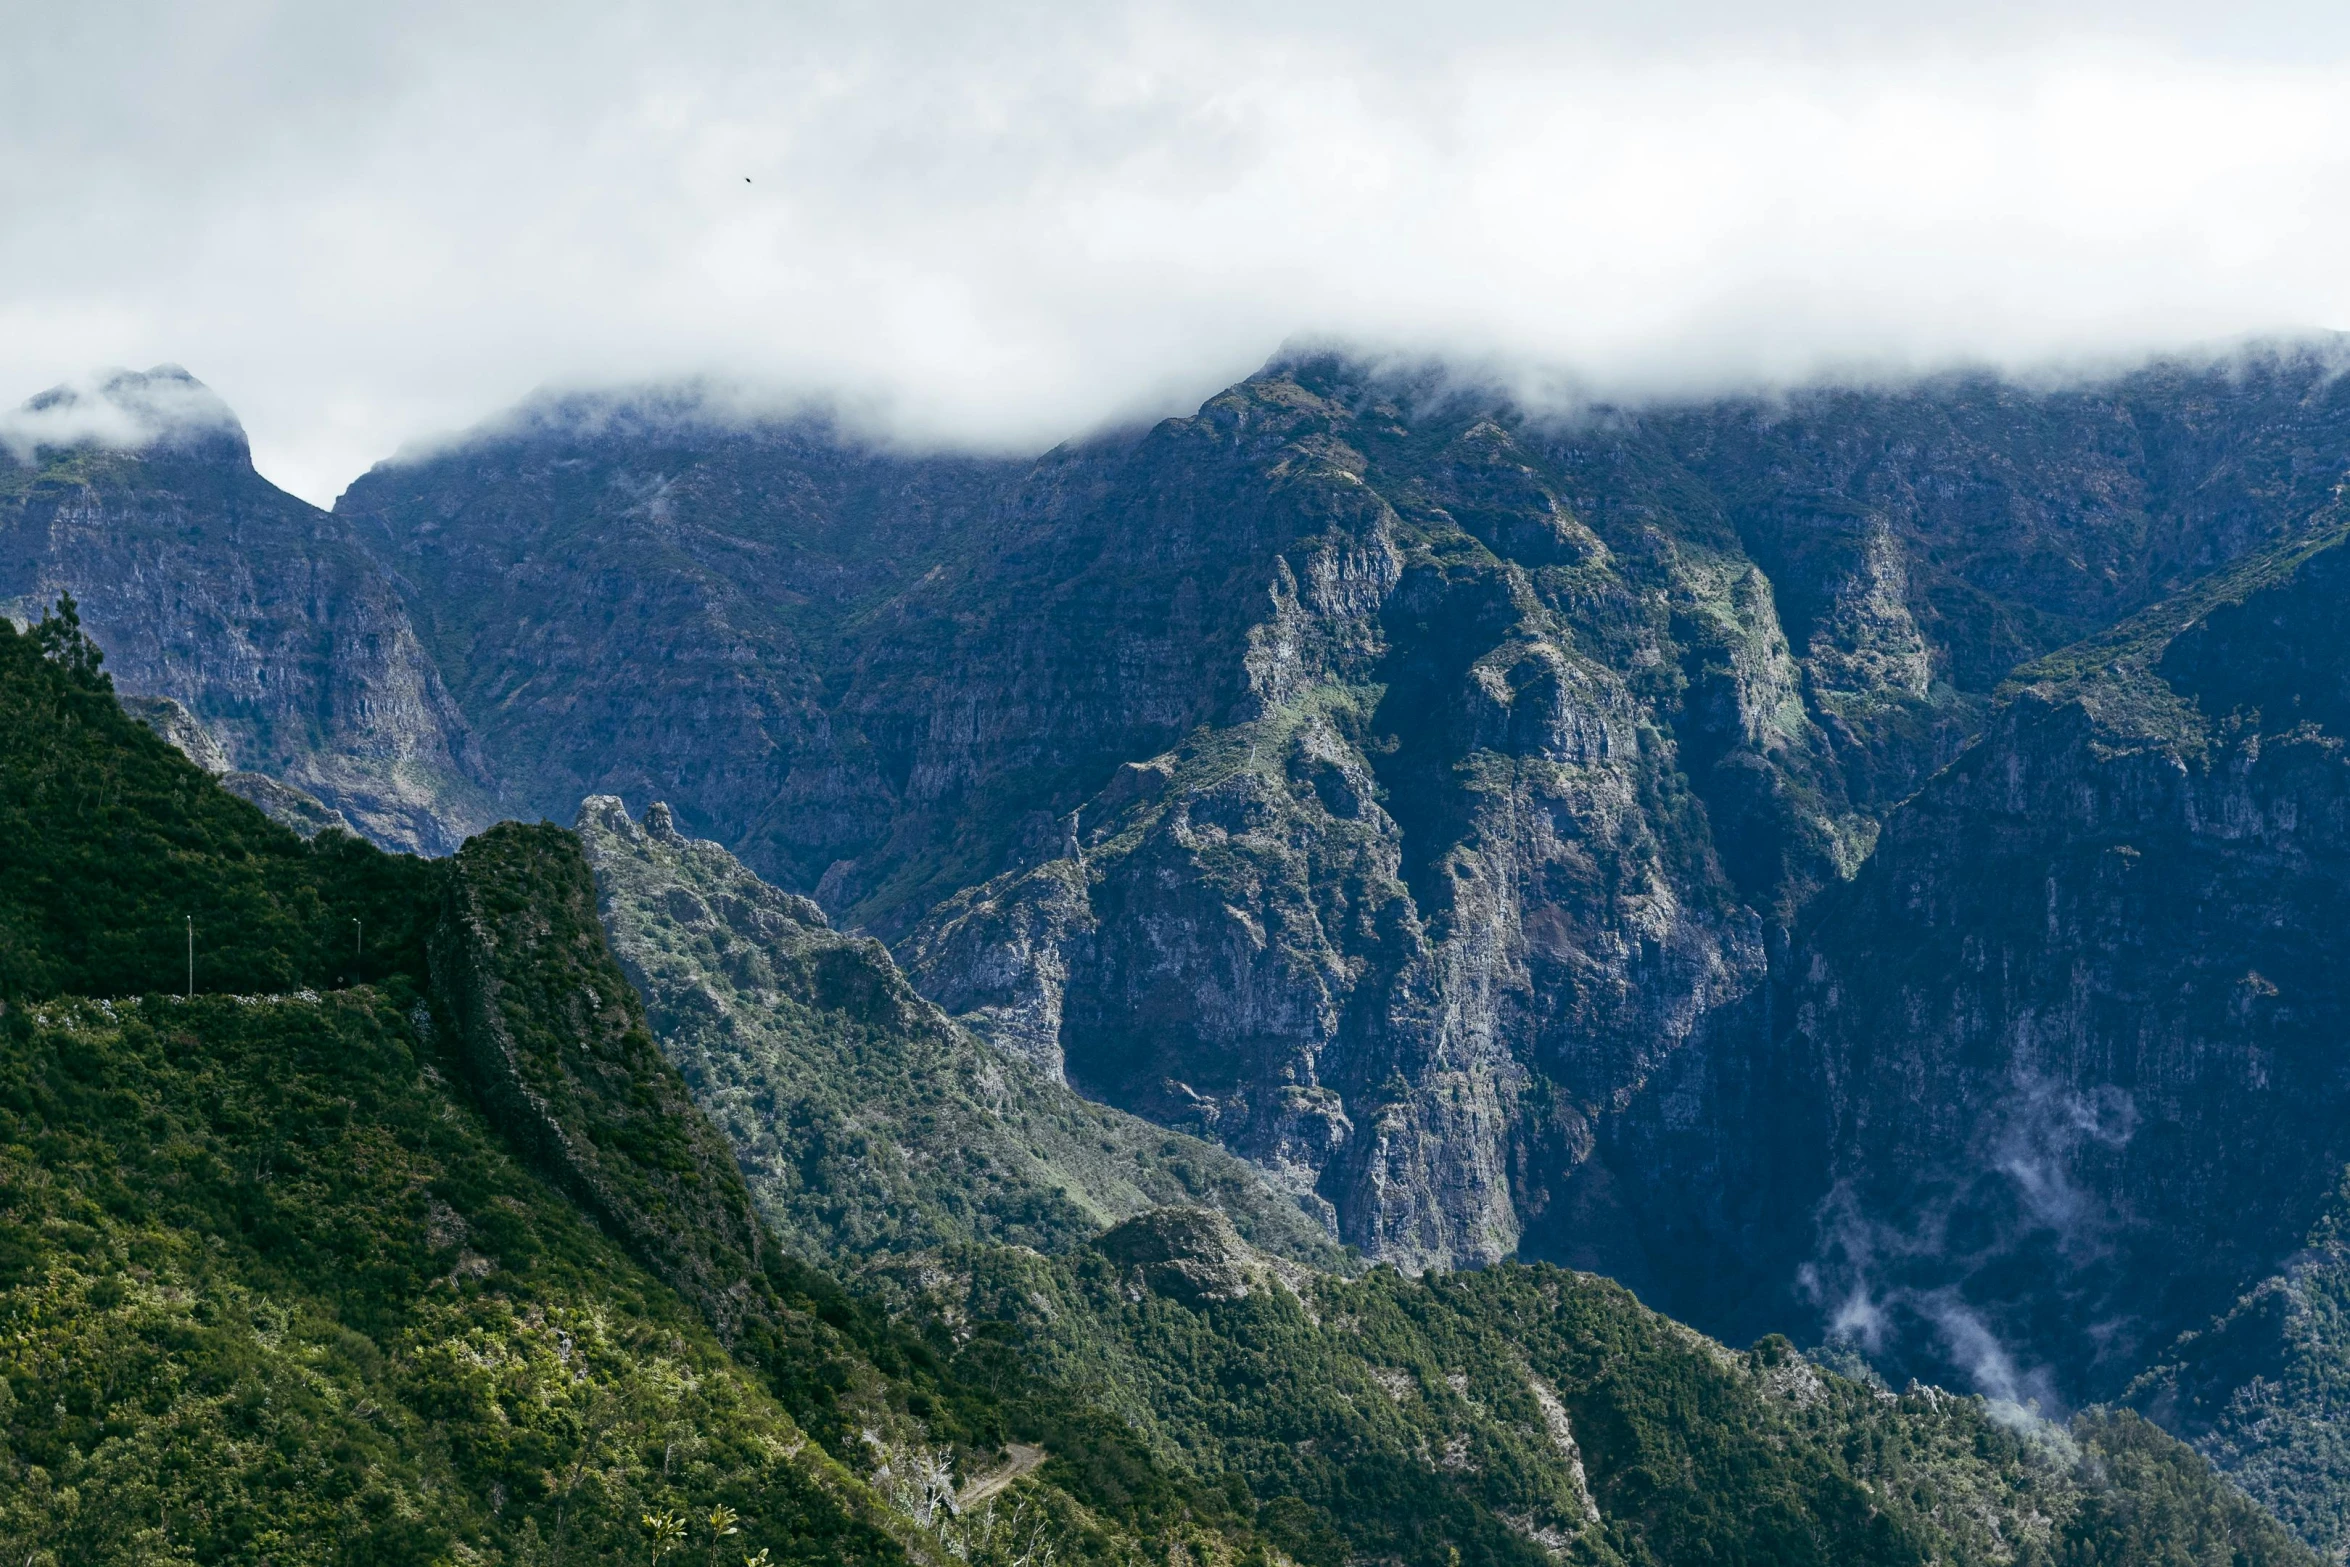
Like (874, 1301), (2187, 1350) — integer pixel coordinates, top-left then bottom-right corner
(3, 2), (2348, 502)
(1, 366), (246, 467)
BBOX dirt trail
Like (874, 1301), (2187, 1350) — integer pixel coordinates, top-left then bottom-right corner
(955, 1443), (1047, 1510)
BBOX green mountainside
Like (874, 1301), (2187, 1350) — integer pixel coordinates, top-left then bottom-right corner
(0, 611), (921, 1564)
(0, 600), (2318, 1564)
(884, 1216), (2303, 1567)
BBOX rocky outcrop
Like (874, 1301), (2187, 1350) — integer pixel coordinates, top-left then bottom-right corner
(1089, 1205), (1309, 1306)
(217, 770), (354, 839)
(429, 821), (779, 1342)
(1, 368), (496, 853)
(577, 794), (1346, 1267)
(123, 693), (356, 838)
(120, 693), (231, 775)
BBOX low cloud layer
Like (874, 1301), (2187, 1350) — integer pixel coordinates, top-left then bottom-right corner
(0, 366), (242, 466)
(5, 1), (2348, 502)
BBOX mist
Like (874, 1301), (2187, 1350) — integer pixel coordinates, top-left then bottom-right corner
(5, 1), (2349, 504)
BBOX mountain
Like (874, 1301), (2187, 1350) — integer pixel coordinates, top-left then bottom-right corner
(1714, 501), (2350, 1545)
(20, 343), (2350, 1548)
(335, 389), (1011, 867)
(333, 343), (2350, 1276)
(0, 367), (496, 852)
(1, 588), (2297, 1567)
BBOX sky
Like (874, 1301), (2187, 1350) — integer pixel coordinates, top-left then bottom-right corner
(5, 1), (2350, 505)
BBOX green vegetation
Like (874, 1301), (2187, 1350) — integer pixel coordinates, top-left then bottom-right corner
(0, 596), (440, 1003)
(881, 1216), (2311, 1567)
(0, 988), (902, 1565)
(2127, 1170), (2350, 1554)
(0, 602), (2323, 1565)
(0, 611), (914, 1563)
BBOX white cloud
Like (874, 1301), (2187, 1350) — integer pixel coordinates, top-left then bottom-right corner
(0, 366), (242, 465)
(2, 1), (2348, 502)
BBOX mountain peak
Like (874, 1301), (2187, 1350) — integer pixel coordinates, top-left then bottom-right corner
(3, 364), (248, 466)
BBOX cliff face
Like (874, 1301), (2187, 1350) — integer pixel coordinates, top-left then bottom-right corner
(122, 692), (358, 838)
(1657, 511), (2350, 1544)
(336, 345), (2350, 1286)
(0, 369), (496, 852)
(335, 391), (1012, 861)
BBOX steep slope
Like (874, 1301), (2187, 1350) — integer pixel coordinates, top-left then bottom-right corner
(335, 390), (1010, 857)
(123, 691), (358, 837)
(1623, 498), (2350, 1545)
(339, 343), (2350, 1280)
(0, 603), (441, 1003)
(576, 795), (1346, 1267)
(869, 1207), (2312, 1567)
(0, 367), (495, 852)
(0, 988), (922, 1565)
(0, 611), (925, 1564)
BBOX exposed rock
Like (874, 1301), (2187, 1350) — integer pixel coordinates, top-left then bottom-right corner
(334, 392), (1003, 863)
(1089, 1205), (1298, 1307)
(576, 794), (1347, 1267)
(1, 368), (497, 853)
(895, 857), (1092, 1080)
(123, 691), (355, 837)
(219, 770), (354, 839)
(121, 693), (229, 774)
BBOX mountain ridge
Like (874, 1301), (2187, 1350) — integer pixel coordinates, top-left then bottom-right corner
(18, 343), (2350, 1549)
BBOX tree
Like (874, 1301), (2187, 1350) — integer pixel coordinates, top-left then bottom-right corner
(642, 1509), (686, 1567)
(32, 592), (108, 688)
(704, 1504), (740, 1567)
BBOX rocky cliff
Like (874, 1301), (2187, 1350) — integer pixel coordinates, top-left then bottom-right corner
(122, 691), (357, 837)
(1669, 504), (2350, 1545)
(0, 367), (496, 851)
(335, 390), (1009, 860)
(337, 343), (2350, 1289)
